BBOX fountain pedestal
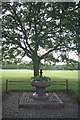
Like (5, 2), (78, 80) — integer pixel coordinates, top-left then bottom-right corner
(30, 81), (51, 100)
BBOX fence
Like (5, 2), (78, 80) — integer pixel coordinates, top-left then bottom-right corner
(68, 81), (78, 94)
(5, 79), (69, 93)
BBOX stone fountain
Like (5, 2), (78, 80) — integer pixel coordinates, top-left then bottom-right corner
(30, 68), (51, 100)
(19, 68), (64, 108)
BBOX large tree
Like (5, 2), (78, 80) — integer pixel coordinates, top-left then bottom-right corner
(2, 2), (79, 76)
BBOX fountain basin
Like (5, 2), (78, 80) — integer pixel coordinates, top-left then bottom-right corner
(30, 81), (51, 87)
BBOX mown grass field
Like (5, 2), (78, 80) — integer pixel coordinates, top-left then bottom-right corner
(0, 69), (78, 94)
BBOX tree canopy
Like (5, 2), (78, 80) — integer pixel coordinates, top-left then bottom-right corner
(2, 2), (80, 76)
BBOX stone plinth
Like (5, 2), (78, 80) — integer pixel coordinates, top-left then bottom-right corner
(32, 92), (49, 100)
(19, 92), (64, 108)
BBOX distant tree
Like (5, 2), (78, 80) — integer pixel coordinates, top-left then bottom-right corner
(2, 2), (79, 76)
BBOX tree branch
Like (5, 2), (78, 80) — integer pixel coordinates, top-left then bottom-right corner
(11, 5), (34, 54)
(3, 31), (32, 58)
(40, 43), (61, 60)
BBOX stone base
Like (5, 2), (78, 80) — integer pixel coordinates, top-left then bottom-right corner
(19, 92), (64, 108)
(32, 92), (49, 100)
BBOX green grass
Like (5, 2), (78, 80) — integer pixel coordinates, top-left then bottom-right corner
(0, 69), (78, 94)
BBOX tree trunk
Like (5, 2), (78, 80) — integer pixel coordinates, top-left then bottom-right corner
(33, 59), (40, 76)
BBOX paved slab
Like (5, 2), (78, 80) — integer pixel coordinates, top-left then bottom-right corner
(2, 91), (78, 118)
(19, 92), (64, 108)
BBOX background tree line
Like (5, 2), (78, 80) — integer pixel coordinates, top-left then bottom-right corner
(1, 62), (79, 70)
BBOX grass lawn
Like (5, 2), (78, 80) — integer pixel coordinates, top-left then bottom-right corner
(0, 69), (78, 94)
